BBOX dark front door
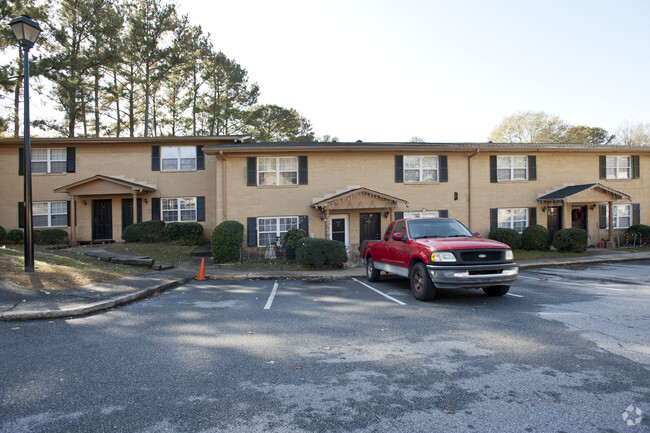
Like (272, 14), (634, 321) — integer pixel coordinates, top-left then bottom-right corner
(360, 212), (381, 242)
(547, 206), (562, 241)
(571, 206), (587, 230)
(121, 198), (142, 231)
(93, 199), (113, 240)
(331, 218), (346, 243)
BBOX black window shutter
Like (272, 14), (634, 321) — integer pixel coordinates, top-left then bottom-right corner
(439, 155), (448, 182)
(490, 208), (498, 231)
(528, 207), (537, 226)
(66, 147), (76, 173)
(632, 155), (640, 179)
(490, 156), (497, 183)
(197, 196), (205, 221)
(395, 155), (403, 183)
(18, 202), (25, 228)
(298, 156), (308, 184)
(247, 157), (257, 186)
(152, 146), (160, 171)
(137, 198), (142, 223)
(632, 204), (641, 226)
(151, 198), (161, 220)
(247, 217), (257, 247)
(599, 205), (607, 229)
(528, 155), (536, 181)
(599, 155), (606, 179)
(439, 209), (448, 218)
(67, 201), (71, 226)
(299, 215), (309, 234)
(18, 148), (24, 176)
(395, 211), (404, 219)
(196, 146), (205, 170)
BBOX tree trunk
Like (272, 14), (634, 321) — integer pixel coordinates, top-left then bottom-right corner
(144, 62), (150, 137)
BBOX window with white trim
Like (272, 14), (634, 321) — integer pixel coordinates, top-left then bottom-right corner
(161, 197), (197, 222)
(33, 201), (67, 227)
(404, 156), (438, 182)
(257, 157), (298, 186)
(497, 155), (528, 181)
(161, 146), (196, 171)
(605, 204), (632, 228)
(257, 216), (298, 246)
(404, 211), (440, 218)
(606, 156), (631, 179)
(498, 208), (528, 233)
(32, 148), (66, 174)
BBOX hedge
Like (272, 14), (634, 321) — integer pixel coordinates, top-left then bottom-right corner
(165, 222), (205, 245)
(295, 238), (347, 268)
(34, 229), (68, 245)
(521, 224), (550, 250)
(282, 228), (307, 261)
(626, 224), (650, 246)
(122, 220), (166, 243)
(212, 220), (244, 263)
(553, 228), (588, 252)
(0, 225), (5, 240)
(6, 229), (24, 243)
(488, 228), (522, 250)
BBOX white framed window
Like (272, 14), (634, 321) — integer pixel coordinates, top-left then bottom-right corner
(161, 146), (196, 171)
(162, 197), (197, 222)
(257, 157), (298, 186)
(605, 204), (632, 228)
(32, 148), (66, 174)
(404, 211), (440, 218)
(404, 156), (438, 182)
(606, 156), (631, 179)
(498, 208), (529, 233)
(257, 216), (299, 246)
(497, 155), (528, 181)
(33, 201), (67, 227)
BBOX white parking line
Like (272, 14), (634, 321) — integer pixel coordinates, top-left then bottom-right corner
(506, 293), (523, 298)
(264, 281), (279, 309)
(352, 278), (407, 305)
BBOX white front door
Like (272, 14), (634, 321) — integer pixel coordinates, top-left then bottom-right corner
(329, 214), (349, 248)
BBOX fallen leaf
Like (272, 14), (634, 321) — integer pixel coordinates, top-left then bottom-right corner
(11, 327), (20, 331)
(444, 410), (454, 414)
(296, 366), (303, 370)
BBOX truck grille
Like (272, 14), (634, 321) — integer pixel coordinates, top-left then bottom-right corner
(460, 250), (503, 263)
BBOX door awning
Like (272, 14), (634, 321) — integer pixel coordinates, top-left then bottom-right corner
(312, 187), (408, 211)
(54, 175), (156, 196)
(537, 183), (631, 206)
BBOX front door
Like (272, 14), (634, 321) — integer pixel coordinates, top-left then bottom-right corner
(330, 215), (349, 248)
(547, 206), (562, 242)
(121, 198), (142, 231)
(571, 206), (587, 230)
(93, 199), (113, 240)
(360, 212), (381, 242)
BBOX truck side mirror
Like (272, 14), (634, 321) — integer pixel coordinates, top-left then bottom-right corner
(392, 232), (404, 241)
(474, 232), (482, 238)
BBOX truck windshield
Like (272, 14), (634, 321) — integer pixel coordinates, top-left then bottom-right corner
(407, 219), (474, 239)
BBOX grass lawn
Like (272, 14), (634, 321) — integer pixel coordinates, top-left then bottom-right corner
(106, 243), (195, 266)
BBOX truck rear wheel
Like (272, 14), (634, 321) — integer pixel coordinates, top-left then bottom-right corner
(366, 257), (380, 282)
(411, 262), (436, 301)
(483, 285), (510, 296)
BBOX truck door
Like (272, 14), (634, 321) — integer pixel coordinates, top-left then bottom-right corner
(386, 220), (410, 269)
(371, 221), (395, 263)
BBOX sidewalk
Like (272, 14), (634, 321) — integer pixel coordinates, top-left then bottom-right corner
(1, 247), (649, 321)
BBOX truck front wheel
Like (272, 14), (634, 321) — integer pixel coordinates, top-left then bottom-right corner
(411, 262), (436, 301)
(366, 257), (380, 282)
(483, 285), (510, 296)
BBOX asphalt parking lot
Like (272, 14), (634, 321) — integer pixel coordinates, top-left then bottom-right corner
(1, 261), (648, 432)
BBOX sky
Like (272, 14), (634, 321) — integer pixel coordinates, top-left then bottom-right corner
(173, 0), (650, 143)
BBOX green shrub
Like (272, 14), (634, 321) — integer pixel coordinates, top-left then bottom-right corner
(521, 224), (550, 250)
(553, 228), (588, 252)
(7, 229), (24, 243)
(0, 225), (5, 240)
(282, 228), (307, 261)
(626, 224), (650, 246)
(295, 238), (347, 268)
(121, 220), (166, 243)
(34, 229), (68, 245)
(488, 228), (522, 249)
(165, 222), (205, 245)
(211, 220), (244, 263)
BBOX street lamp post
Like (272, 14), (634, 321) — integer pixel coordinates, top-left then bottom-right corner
(9, 15), (42, 272)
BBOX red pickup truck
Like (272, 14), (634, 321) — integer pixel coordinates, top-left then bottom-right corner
(363, 218), (518, 301)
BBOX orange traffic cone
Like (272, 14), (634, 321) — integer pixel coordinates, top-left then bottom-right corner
(196, 258), (206, 281)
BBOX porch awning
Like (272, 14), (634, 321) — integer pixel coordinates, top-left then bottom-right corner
(312, 187), (408, 211)
(54, 175), (156, 196)
(537, 183), (631, 206)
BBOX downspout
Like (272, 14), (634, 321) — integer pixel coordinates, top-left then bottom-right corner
(467, 149), (480, 230)
(219, 151), (227, 223)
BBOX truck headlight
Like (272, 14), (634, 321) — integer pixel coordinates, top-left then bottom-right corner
(505, 249), (514, 261)
(431, 252), (456, 262)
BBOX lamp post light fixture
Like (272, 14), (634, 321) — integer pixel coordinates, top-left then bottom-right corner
(10, 15), (42, 272)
